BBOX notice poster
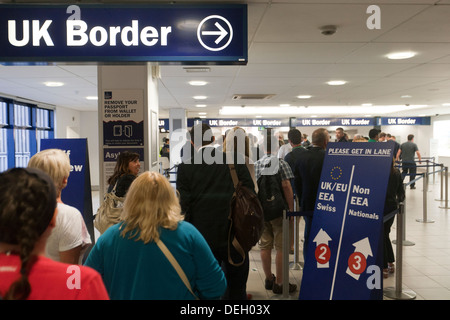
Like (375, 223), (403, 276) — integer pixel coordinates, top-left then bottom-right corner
(299, 141), (395, 300)
(102, 89), (144, 146)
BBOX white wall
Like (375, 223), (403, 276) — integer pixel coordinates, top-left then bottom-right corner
(55, 106), (100, 189)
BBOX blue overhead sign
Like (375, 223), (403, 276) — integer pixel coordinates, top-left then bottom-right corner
(378, 117), (430, 126)
(299, 142), (395, 300)
(0, 4), (247, 64)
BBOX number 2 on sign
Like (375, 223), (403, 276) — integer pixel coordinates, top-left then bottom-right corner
(315, 244), (331, 264)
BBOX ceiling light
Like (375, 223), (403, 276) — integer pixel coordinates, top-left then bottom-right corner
(327, 80), (347, 86)
(401, 95), (412, 98)
(198, 112), (207, 115)
(361, 103), (372, 107)
(280, 104), (290, 107)
(86, 96), (98, 100)
(386, 51), (416, 60)
(193, 96), (207, 100)
(442, 103), (450, 106)
(44, 81), (64, 87)
(195, 104), (207, 108)
(184, 67), (211, 73)
(189, 81), (208, 86)
(297, 95), (312, 99)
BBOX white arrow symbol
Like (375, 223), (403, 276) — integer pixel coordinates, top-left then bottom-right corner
(313, 228), (332, 246)
(346, 237), (373, 280)
(313, 228), (332, 268)
(202, 22), (228, 44)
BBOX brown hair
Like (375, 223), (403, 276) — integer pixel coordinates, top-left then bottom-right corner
(0, 168), (56, 300)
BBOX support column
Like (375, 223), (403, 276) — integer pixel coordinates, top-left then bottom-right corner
(97, 63), (159, 195)
(169, 108), (187, 168)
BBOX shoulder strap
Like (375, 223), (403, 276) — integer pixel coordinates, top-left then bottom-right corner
(228, 164), (239, 188)
(156, 240), (199, 300)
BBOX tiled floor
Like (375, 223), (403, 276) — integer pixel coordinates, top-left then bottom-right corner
(91, 170), (450, 300)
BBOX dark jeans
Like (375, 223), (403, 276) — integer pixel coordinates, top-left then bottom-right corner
(383, 215), (395, 269)
(401, 161), (417, 188)
(213, 245), (249, 300)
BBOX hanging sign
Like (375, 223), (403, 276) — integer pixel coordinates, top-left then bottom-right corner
(299, 141), (395, 300)
(0, 4), (247, 64)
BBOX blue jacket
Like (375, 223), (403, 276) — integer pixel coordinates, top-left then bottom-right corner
(85, 221), (226, 300)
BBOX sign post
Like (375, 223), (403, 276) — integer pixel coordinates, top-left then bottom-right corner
(299, 141), (395, 300)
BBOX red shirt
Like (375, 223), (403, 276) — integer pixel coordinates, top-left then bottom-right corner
(0, 253), (109, 300)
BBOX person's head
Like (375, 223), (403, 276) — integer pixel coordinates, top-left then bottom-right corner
(27, 148), (70, 196)
(120, 171), (183, 244)
(288, 128), (302, 146)
(407, 134), (414, 141)
(108, 151), (140, 185)
(369, 128), (380, 140)
(378, 132), (387, 142)
(311, 128), (329, 149)
(189, 123), (215, 149)
(223, 126), (249, 157)
(0, 168), (57, 300)
(335, 127), (345, 140)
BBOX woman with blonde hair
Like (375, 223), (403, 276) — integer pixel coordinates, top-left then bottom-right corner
(223, 126), (258, 192)
(28, 148), (91, 264)
(85, 171), (226, 300)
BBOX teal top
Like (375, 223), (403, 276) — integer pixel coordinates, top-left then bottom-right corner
(85, 221), (226, 300)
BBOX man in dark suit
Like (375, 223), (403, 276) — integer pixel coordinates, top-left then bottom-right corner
(176, 123), (255, 300)
(291, 128), (329, 259)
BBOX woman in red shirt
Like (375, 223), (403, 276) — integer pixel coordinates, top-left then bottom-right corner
(0, 167), (109, 300)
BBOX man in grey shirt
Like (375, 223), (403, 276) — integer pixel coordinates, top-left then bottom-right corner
(396, 134), (422, 189)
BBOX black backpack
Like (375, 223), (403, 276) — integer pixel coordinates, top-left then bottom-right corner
(257, 163), (287, 221)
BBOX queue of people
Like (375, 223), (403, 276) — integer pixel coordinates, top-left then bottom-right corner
(0, 126), (415, 300)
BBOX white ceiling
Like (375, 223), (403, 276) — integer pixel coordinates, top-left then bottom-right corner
(1, 0), (450, 119)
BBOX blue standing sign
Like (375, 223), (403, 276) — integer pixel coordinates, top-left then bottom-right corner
(299, 141), (395, 300)
(40, 138), (95, 244)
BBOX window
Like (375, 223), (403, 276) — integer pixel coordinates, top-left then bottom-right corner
(0, 98), (54, 172)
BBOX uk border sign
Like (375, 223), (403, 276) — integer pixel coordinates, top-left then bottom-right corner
(299, 141), (395, 300)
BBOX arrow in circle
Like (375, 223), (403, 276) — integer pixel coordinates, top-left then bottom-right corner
(201, 22), (228, 44)
(346, 237), (373, 280)
(313, 228), (332, 268)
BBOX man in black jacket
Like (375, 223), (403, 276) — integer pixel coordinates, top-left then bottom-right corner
(292, 128), (329, 259)
(176, 123), (255, 300)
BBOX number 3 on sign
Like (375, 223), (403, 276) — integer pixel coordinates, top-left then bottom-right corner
(348, 252), (367, 275)
(315, 244), (331, 268)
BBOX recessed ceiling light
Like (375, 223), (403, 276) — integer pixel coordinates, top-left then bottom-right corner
(297, 95), (312, 99)
(327, 80), (347, 86)
(386, 51), (416, 60)
(280, 104), (290, 107)
(195, 104), (207, 108)
(44, 81), (64, 87)
(198, 112), (207, 115)
(193, 96), (207, 100)
(255, 115), (262, 118)
(361, 103), (372, 107)
(442, 103), (450, 106)
(401, 95), (412, 98)
(189, 81), (208, 86)
(86, 96), (98, 100)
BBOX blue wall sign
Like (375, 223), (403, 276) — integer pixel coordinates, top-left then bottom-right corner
(299, 141), (395, 300)
(40, 138), (95, 243)
(0, 4), (247, 64)
(378, 117), (430, 126)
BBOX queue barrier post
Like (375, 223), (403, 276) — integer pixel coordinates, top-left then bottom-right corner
(416, 173), (435, 223)
(392, 184), (415, 247)
(439, 167), (449, 210)
(384, 203), (416, 300)
(435, 164), (444, 202)
(282, 210), (290, 299)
